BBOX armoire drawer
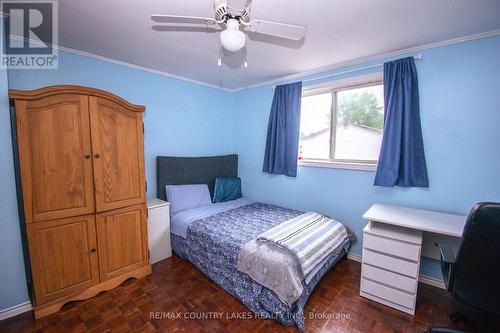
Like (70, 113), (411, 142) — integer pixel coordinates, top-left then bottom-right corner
(362, 264), (417, 293)
(364, 233), (420, 261)
(362, 248), (419, 278)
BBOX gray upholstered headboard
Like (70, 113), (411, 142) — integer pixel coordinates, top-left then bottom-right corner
(156, 154), (238, 201)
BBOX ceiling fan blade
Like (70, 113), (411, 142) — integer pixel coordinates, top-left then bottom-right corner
(214, 0), (228, 21)
(245, 20), (306, 41)
(151, 15), (218, 27)
(240, 0), (252, 22)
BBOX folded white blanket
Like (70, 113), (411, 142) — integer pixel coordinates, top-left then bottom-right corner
(237, 212), (350, 307)
(258, 212), (349, 282)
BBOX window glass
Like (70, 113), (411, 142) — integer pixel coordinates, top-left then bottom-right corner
(298, 82), (384, 164)
(299, 92), (332, 160)
(335, 85), (384, 161)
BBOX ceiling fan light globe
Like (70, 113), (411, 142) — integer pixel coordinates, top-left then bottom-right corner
(220, 29), (246, 52)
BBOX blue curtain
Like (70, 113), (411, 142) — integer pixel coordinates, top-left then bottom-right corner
(262, 81), (302, 177)
(374, 57), (429, 187)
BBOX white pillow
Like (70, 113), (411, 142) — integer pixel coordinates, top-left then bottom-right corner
(165, 184), (212, 214)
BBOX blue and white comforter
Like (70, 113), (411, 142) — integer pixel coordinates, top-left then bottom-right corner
(171, 202), (350, 331)
(238, 212), (350, 307)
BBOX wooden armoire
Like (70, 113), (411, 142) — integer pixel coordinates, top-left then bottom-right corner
(10, 86), (151, 318)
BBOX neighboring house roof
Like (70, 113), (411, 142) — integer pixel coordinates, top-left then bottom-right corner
(301, 127), (330, 139)
(301, 122), (381, 140)
(353, 123), (383, 133)
(299, 122), (383, 161)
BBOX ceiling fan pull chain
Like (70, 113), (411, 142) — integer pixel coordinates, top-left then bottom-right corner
(218, 35), (222, 66)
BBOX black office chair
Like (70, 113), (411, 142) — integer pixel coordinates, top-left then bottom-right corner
(427, 202), (500, 333)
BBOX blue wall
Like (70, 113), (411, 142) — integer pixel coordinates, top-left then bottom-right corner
(2, 51), (234, 310)
(2, 34), (499, 311)
(0, 18), (31, 311)
(233, 35), (500, 275)
(7, 51), (236, 198)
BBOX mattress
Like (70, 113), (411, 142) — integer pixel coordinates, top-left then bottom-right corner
(170, 201), (349, 331)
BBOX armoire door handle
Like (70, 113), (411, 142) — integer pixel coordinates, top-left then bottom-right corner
(94, 154), (100, 158)
(84, 154), (91, 159)
(90, 248), (96, 253)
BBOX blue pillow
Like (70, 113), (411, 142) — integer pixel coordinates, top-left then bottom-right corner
(213, 177), (242, 203)
(165, 184), (212, 214)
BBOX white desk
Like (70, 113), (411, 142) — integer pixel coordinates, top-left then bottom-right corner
(360, 203), (467, 315)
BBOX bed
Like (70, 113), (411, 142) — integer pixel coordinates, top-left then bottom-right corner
(156, 155), (351, 331)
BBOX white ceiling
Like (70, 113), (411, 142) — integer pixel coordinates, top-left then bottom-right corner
(58, 0), (500, 90)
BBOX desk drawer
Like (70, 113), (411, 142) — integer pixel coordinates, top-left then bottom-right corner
(362, 264), (417, 293)
(361, 278), (415, 310)
(363, 249), (419, 278)
(364, 233), (420, 261)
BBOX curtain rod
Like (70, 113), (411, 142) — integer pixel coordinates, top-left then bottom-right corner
(272, 54), (423, 89)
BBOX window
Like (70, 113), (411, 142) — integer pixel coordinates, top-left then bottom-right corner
(298, 77), (384, 171)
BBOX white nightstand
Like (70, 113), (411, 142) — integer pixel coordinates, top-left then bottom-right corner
(146, 198), (171, 264)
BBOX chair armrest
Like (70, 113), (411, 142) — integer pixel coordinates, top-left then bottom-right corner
(435, 242), (456, 291)
(435, 242), (455, 263)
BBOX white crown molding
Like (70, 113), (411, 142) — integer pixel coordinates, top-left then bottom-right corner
(6, 29), (500, 92)
(0, 301), (32, 321)
(6, 34), (233, 92)
(347, 252), (446, 290)
(232, 29), (500, 92)
(55, 45), (234, 92)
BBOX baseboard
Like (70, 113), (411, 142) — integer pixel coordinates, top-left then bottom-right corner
(347, 251), (446, 290)
(0, 301), (33, 321)
(347, 251), (363, 263)
(418, 275), (446, 289)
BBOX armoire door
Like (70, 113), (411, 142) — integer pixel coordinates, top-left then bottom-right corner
(15, 95), (95, 223)
(28, 215), (100, 305)
(96, 204), (148, 281)
(89, 96), (146, 212)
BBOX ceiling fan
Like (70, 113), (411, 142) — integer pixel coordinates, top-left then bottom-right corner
(151, 0), (307, 66)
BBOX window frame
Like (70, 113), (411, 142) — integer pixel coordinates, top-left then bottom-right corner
(299, 75), (384, 172)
